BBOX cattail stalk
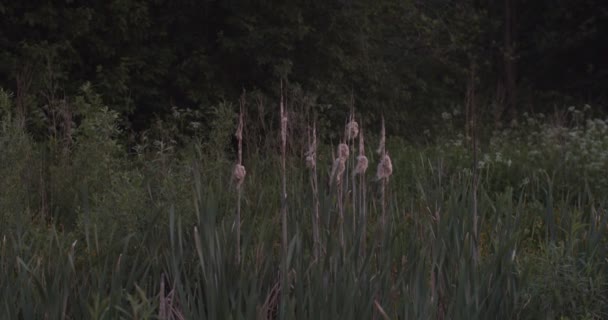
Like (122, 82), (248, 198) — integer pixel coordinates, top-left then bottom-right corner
(468, 62), (480, 265)
(279, 82), (288, 259)
(278, 81), (290, 320)
(354, 126), (368, 252)
(329, 141), (349, 249)
(234, 95), (246, 264)
(376, 117), (392, 236)
(346, 112), (359, 244)
(306, 123), (321, 259)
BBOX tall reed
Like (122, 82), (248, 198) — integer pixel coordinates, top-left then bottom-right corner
(354, 124), (368, 252)
(376, 117), (392, 235)
(279, 82), (289, 319)
(233, 96), (246, 264)
(306, 122), (320, 259)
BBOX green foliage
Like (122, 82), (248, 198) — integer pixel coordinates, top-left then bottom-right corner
(0, 89), (37, 227)
(3, 0), (605, 138)
(1, 89), (607, 319)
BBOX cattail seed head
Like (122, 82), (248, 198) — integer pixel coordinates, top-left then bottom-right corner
(354, 155), (368, 175)
(330, 157), (347, 186)
(376, 152), (393, 180)
(233, 164), (246, 188)
(338, 143), (349, 160)
(345, 120), (359, 140)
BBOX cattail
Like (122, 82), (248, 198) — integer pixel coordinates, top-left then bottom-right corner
(235, 113), (243, 142)
(354, 155), (368, 175)
(330, 157), (346, 186)
(345, 119), (359, 140)
(330, 143), (350, 186)
(234, 97), (246, 264)
(279, 81), (288, 266)
(354, 129), (368, 175)
(281, 111), (288, 148)
(338, 143), (349, 160)
(376, 117), (386, 155)
(335, 158), (346, 185)
(305, 125), (317, 169)
(233, 164), (246, 188)
(376, 152), (393, 180)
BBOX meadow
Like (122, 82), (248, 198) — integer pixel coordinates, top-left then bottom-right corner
(1, 88), (607, 319)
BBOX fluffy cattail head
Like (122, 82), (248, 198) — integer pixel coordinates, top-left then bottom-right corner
(233, 164), (247, 188)
(330, 157), (347, 186)
(345, 120), (359, 140)
(338, 143), (350, 160)
(376, 152), (393, 180)
(354, 155), (368, 175)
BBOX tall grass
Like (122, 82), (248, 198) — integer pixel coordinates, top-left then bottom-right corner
(0, 88), (607, 319)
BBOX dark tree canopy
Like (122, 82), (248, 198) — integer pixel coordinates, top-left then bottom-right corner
(1, 0), (606, 136)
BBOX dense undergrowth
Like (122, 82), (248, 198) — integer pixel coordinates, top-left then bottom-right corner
(0, 87), (607, 319)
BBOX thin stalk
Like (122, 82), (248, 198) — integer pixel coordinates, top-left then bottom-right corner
(279, 81), (288, 320)
(236, 189), (241, 264)
(280, 82), (288, 257)
(338, 182), (345, 250)
(381, 178), (387, 236)
(352, 166), (356, 240)
(359, 173), (367, 254)
(310, 171), (320, 259)
(468, 62), (479, 265)
(235, 97), (245, 264)
(307, 122), (320, 259)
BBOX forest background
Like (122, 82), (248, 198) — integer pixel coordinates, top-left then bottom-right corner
(2, 0), (606, 137)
